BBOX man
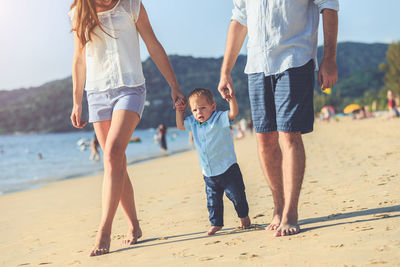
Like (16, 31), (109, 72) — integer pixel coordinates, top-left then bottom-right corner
(218, 0), (339, 237)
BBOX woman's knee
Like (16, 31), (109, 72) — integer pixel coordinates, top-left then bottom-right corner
(104, 143), (126, 166)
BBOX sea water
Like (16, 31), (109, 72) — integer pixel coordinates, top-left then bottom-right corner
(0, 128), (190, 195)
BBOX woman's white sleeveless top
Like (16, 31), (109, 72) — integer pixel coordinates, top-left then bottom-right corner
(69, 0), (145, 92)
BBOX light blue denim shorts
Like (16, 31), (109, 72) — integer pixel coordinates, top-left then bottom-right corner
(87, 84), (146, 123)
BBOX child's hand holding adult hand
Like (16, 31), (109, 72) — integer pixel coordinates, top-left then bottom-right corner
(171, 88), (186, 110)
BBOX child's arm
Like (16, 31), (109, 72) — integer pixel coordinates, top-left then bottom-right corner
(176, 105), (187, 130)
(227, 91), (239, 121)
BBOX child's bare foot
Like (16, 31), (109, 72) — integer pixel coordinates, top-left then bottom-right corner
(122, 225), (142, 246)
(207, 226), (222, 235)
(90, 231), (111, 257)
(238, 216), (251, 229)
(266, 213), (281, 231)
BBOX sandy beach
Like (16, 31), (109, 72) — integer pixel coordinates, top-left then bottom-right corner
(0, 116), (399, 266)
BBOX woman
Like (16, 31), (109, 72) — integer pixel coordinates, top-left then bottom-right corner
(69, 0), (185, 256)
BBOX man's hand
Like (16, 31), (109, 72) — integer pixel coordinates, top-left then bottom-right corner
(218, 74), (235, 101)
(318, 58), (338, 90)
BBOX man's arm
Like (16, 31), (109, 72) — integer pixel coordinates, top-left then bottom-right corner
(218, 20), (247, 100)
(228, 94), (239, 121)
(318, 9), (338, 90)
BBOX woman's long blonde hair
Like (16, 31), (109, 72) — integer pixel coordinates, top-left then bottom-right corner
(70, 0), (113, 47)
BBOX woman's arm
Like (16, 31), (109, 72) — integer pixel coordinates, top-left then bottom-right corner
(70, 31), (87, 128)
(136, 3), (185, 110)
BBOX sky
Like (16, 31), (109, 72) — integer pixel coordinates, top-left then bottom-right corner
(0, 0), (399, 90)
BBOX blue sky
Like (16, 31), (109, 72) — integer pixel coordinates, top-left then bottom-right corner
(0, 0), (399, 90)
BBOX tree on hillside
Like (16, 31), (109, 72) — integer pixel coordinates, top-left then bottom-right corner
(380, 41), (400, 96)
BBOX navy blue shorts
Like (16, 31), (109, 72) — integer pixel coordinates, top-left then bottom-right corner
(248, 60), (315, 134)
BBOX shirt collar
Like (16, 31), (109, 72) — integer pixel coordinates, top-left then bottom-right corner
(194, 110), (217, 126)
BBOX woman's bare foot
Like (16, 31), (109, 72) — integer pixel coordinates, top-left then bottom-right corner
(207, 226), (223, 235)
(266, 213), (281, 231)
(122, 225), (142, 246)
(238, 216), (251, 229)
(90, 231), (111, 257)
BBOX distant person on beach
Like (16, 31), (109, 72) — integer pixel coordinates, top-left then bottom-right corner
(218, 0), (339, 237)
(387, 90), (400, 118)
(176, 88), (251, 235)
(69, 0), (185, 256)
(155, 124), (168, 152)
(90, 134), (100, 161)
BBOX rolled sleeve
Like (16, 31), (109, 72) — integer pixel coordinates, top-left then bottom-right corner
(313, 0), (339, 13)
(231, 0), (247, 26)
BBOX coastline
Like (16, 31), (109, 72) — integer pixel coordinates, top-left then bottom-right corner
(0, 117), (399, 266)
(0, 146), (192, 197)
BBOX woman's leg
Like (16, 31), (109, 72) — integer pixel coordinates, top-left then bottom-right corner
(120, 156), (142, 245)
(90, 110), (140, 256)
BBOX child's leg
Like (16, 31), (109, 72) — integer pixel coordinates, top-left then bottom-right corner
(222, 164), (251, 228)
(204, 176), (224, 235)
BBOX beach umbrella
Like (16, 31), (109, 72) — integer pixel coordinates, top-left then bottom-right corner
(343, 104), (361, 114)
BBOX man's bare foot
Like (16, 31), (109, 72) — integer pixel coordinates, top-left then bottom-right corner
(122, 225), (142, 246)
(238, 216), (251, 229)
(266, 213), (281, 231)
(273, 216), (300, 237)
(90, 231), (111, 257)
(207, 226), (222, 235)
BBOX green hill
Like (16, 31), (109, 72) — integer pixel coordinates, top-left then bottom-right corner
(0, 42), (389, 134)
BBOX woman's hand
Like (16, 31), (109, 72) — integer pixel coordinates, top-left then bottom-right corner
(70, 104), (87, 129)
(172, 88), (187, 111)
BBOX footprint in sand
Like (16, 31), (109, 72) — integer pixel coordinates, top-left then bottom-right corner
(225, 238), (244, 246)
(68, 260), (82, 265)
(238, 252), (259, 260)
(173, 250), (194, 258)
(197, 257), (214, 261)
(252, 213), (265, 219)
(204, 240), (221, 245)
(376, 245), (390, 252)
(369, 260), (388, 264)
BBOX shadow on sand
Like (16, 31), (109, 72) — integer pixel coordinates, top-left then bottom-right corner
(110, 205), (400, 254)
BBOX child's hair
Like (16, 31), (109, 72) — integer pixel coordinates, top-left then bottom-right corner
(188, 88), (215, 105)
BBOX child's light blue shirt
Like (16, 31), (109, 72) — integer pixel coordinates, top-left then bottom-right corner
(184, 110), (237, 177)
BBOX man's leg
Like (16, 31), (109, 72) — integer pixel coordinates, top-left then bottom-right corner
(256, 131), (284, 231)
(274, 131), (305, 236)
